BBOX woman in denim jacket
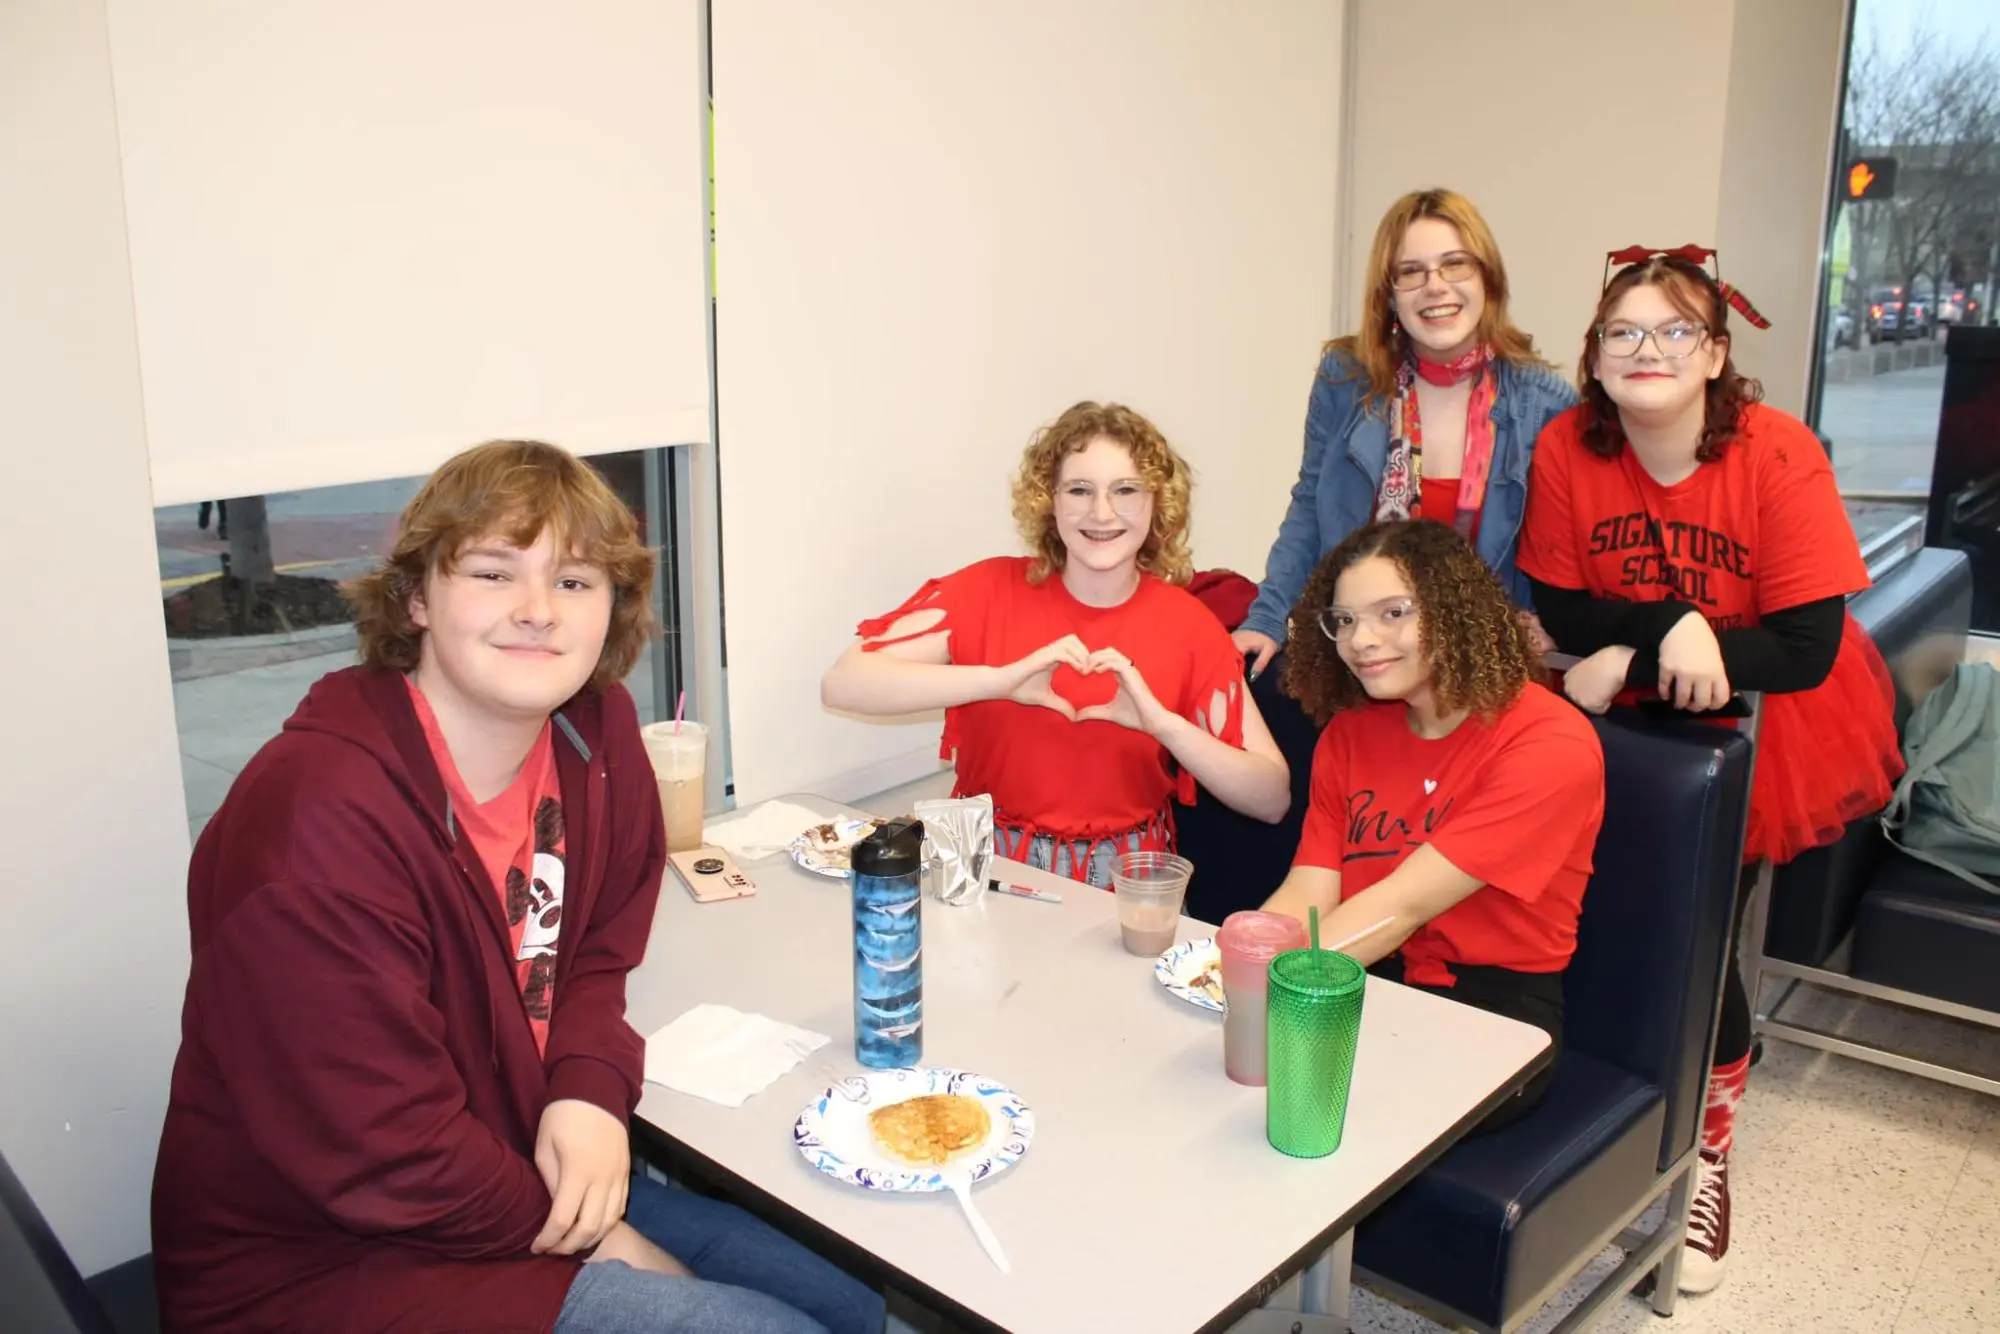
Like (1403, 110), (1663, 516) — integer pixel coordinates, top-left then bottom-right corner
(1234, 189), (1577, 679)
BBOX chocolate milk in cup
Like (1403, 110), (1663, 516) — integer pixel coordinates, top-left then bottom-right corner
(640, 721), (708, 853)
(1110, 851), (1193, 956)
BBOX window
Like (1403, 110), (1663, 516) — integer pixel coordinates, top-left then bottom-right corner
(159, 447), (691, 841)
(1810, 0), (2000, 571)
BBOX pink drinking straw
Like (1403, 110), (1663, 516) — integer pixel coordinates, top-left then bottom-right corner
(673, 690), (686, 735)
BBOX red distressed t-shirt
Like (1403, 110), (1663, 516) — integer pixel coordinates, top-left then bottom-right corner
(858, 556), (1248, 840)
(407, 679), (566, 1053)
(1293, 683), (1605, 986)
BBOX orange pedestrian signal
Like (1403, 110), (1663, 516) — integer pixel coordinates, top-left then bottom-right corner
(1846, 157), (1897, 201)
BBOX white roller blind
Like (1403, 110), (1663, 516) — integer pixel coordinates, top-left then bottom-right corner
(106, 1), (711, 505)
(713, 0), (1345, 804)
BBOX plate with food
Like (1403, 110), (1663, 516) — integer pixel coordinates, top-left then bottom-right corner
(1156, 936), (1225, 1013)
(789, 817), (888, 878)
(791, 1067), (1035, 1193)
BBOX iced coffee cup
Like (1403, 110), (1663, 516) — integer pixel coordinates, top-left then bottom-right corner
(640, 721), (707, 853)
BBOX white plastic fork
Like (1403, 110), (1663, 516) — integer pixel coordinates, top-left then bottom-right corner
(945, 1171), (1010, 1273)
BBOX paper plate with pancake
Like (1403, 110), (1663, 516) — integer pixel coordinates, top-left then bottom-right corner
(1156, 936), (1226, 1013)
(792, 1067), (1035, 1193)
(788, 817), (888, 879)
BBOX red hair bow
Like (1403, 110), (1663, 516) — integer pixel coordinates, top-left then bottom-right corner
(1602, 244), (1771, 331)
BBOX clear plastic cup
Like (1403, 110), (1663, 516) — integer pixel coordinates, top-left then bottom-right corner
(1216, 911), (1309, 1085)
(1110, 851), (1193, 956)
(640, 721), (708, 853)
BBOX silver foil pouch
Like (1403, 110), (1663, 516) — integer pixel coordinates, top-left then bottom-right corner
(913, 794), (994, 906)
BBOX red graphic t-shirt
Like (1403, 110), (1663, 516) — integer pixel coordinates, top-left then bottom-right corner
(407, 680), (566, 1052)
(858, 556), (1248, 841)
(1517, 403), (1868, 626)
(1516, 402), (1904, 866)
(1294, 684), (1605, 986)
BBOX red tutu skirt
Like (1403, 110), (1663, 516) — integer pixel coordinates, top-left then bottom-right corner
(1747, 614), (1905, 866)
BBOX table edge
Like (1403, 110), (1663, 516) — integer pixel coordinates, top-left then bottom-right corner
(632, 1036), (1556, 1334)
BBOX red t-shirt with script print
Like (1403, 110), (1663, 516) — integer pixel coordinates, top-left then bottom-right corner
(1293, 684), (1605, 987)
(1517, 402), (1868, 627)
(407, 679), (565, 1052)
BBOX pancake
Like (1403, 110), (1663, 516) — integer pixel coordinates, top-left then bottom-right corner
(868, 1093), (992, 1166)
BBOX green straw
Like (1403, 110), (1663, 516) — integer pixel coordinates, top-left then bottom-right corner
(1309, 904), (1321, 954)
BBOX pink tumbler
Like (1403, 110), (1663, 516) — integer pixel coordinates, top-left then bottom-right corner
(1216, 910), (1310, 1085)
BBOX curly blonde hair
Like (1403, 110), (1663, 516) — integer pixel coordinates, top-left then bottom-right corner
(1282, 519), (1538, 725)
(1010, 401), (1194, 585)
(344, 440), (658, 693)
(1330, 188), (1546, 410)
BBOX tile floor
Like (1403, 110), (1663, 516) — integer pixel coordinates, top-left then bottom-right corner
(1342, 983), (2000, 1334)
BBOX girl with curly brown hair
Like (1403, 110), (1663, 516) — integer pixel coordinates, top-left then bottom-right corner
(822, 402), (1289, 889)
(1262, 518), (1605, 1129)
(1517, 249), (1903, 1292)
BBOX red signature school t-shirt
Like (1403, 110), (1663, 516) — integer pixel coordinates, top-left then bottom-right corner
(1517, 402), (1869, 628)
(1294, 683), (1605, 987)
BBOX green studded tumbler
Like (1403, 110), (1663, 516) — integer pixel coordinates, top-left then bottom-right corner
(1265, 949), (1367, 1158)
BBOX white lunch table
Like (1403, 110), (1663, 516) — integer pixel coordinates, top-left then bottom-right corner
(627, 796), (1551, 1334)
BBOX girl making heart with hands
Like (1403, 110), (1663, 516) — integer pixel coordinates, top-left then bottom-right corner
(822, 402), (1289, 889)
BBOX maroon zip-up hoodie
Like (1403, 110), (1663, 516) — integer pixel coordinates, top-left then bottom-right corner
(152, 666), (664, 1333)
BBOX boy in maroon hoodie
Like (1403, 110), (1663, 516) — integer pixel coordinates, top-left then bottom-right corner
(152, 441), (883, 1334)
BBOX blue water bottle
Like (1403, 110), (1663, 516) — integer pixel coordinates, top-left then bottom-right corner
(853, 818), (925, 1068)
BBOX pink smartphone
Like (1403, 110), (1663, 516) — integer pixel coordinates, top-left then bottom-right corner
(668, 846), (758, 903)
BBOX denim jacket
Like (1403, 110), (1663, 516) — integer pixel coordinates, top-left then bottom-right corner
(1240, 349), (1578, 641)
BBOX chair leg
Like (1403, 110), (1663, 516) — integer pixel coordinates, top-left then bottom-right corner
(1741, 859), (1775, 1029)
(1650, 1161), (1698, 1315)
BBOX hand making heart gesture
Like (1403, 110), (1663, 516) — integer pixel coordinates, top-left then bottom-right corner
(993, 635), (1092, 721)
(1074, 647), (1175, 736)
(991, 639), (1173, 736)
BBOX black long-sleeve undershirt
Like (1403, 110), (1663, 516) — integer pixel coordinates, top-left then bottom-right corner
(1529, 578), (1845, 695)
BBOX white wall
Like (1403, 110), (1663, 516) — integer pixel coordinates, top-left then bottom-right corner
(1715, 0), (1851, 414)
(0, 0), (194, 1274)
(713, 0), (1346, 803)
(1342, 0), (1847, 413)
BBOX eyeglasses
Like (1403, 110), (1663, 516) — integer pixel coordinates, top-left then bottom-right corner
(1317, 597), (1418, 643)
(1597, 319), (1709, 359)
(1056, 479), (1152, 522)
(1390, 252), (1479, 292)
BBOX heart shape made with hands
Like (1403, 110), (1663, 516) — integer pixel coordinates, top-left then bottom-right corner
(1049, 662), (1120, 711)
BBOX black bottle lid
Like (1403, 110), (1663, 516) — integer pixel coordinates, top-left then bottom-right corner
(852, 817), (926, 879)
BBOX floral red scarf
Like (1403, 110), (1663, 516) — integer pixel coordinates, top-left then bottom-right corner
(1374, 345), (1498, 539)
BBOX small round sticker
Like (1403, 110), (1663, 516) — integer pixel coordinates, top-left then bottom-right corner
(692, 857), (724, 875)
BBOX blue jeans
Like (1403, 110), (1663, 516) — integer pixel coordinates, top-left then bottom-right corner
(998, 824), (1155, 889)
(554, 1176), (885, 1334)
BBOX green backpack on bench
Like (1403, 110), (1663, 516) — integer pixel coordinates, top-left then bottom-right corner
(1882, 662), (2000, 894)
